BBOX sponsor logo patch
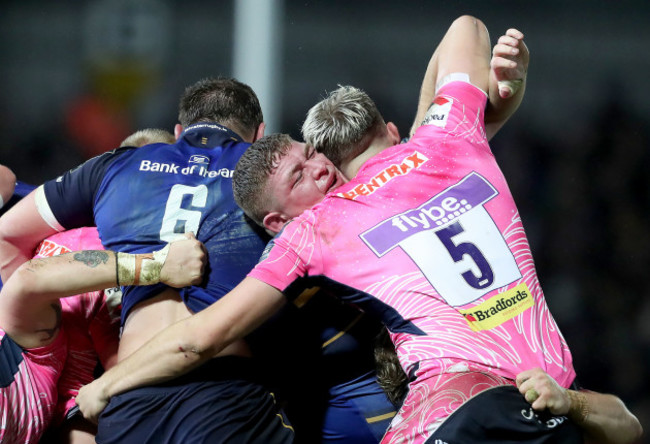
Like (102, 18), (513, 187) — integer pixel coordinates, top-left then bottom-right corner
(421, 96), (452, 128)
(36, 239), (71, 258)
(459, 283), (533, 331)
(336, 151), (428, 200)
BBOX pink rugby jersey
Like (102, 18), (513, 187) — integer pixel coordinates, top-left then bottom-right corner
(250, 80), (575, 389)
(33, 227), (120, 425)
(0, 327), (66, 444)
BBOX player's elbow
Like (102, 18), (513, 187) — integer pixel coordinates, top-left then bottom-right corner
(0, 164), (16, 205)
(625, 411), (644, 443)
(451, 15), (486, 33)
(7, 260), (40, 298)
(175, 316), (231, 362)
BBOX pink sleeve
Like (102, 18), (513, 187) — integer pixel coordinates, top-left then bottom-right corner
(248, 218), (315, 292)
(413, 80), (488, 142)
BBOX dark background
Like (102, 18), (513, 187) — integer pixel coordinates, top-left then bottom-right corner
(1, 0), (648, 439)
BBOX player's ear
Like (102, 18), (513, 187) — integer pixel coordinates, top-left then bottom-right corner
(174, 124), (184, 140)
(263, 211), (288, 235)
(386, 122), (400, 145)
(253, 122), (266, 142)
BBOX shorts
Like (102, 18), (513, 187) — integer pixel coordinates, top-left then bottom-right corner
(96, 356), (294, 444)
(425, 385), (583, 444)
(322, 370), (397, 444)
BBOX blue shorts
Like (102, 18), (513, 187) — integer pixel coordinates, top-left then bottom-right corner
(322, 370), (397, 443)
(96, 356), (294, 444)
(427, 385), (583, 443)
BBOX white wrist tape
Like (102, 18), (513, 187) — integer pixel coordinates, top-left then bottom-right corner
(497, 79), (523, 97)
(116, 244), (170, 286)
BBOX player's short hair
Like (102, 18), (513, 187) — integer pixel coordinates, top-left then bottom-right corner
(233, 133), (293, 226)
(302, 85), (384, 168)
(178, 77), (263, 140)
(119, 128), (176, 148)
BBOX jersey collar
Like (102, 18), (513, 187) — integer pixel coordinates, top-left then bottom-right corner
(180, 123), (244, 148)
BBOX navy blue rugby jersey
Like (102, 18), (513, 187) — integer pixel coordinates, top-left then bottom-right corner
(41, 123), (269, 322)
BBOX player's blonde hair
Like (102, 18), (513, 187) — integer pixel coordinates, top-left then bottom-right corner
(301, 85), (385, 168)
(120, 128), (176, 148)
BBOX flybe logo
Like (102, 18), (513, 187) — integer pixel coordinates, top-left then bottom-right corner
(459, 283), (533, 331)
(336, 151), (428, 200)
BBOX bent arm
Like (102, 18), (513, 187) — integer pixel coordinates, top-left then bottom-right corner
(76, 277), (286, 422)
(0, 187), (58, 282)
(0, 164), (16, 208)
(410, 15), (492, 136)
(0, 235), (206, 349)
(517, 368), (643, 444)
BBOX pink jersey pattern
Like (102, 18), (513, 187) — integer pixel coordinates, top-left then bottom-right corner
(0, 324), (67, 443)
(250, 82), (574, 440)
(33, 227), (120, 425)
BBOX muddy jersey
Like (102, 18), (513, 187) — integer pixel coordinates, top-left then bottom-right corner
(250, 80), (575, 388)
(38, 124), (269, 322)
(32, 227), (120, 425)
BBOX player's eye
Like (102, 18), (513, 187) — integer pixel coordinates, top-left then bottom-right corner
(293, 171), (303, 188)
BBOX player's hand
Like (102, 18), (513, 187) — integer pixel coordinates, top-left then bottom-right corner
(516, 367), (570, 415)
(160, 232), (207, 288)
(75, 379), (110, 425)
(491, 28), (529, 98)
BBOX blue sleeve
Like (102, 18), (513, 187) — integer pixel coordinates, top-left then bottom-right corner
(42, 148), (131, 229)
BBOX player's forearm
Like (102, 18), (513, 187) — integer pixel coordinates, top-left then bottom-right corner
(97, 277), (286, 399)
(14, 251), (118, 299)
(14, 248), (175, 300)
(485, 71), (526, 138)
(568, 390), (643, 444)
(410, 50), (440, 137)
(97, 314), (221, 399)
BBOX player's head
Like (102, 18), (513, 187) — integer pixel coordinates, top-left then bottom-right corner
(302, 85), (398, 175)
(233, 133), (347, 235)
(177, 77), (264, 143)
(119, 128), (176, 148)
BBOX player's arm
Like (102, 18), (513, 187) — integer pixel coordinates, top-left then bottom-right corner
(485, 28), (529, 140)
(517, 368), (643, 444)
(0, 164), (16, 209)
(76, 276), (287, 423)
(409, 15), (492, 137)
(0, 188), (59, 282)
(0, 234), (206, 349)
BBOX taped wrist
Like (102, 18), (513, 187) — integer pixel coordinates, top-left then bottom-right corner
(566, 390), (590, 424)
(497, 79), (523, 97)
(116, 244), (170, 286)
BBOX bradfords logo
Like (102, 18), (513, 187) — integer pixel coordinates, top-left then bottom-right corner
(459, 283), (533, 331)
(336, 151), (428, 200)
(421, 96), (452, 128)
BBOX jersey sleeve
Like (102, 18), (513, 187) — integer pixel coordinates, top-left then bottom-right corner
(40, 148), (130, 230)
(247, 218), (314, 294)
(414, 79), (488, 142)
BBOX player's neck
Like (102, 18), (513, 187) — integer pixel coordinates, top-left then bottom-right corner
(342, 140), (390, 179)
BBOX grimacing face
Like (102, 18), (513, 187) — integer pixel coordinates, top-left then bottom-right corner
(263, 141), (347, 233)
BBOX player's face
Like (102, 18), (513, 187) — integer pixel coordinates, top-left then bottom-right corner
(266, 141), (347, 219)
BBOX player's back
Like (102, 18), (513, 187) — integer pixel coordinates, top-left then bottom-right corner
(86, 124), (269, 320)
(42, 123), (269, 359)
